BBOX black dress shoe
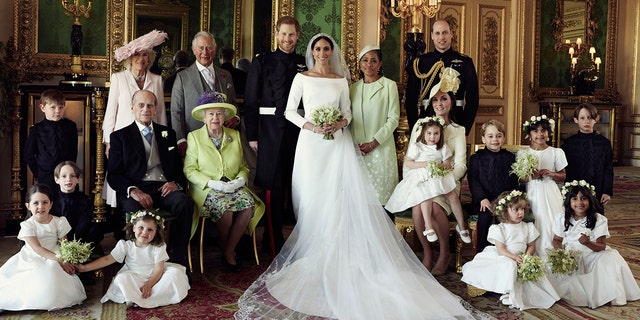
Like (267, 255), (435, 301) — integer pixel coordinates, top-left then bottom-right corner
(221, 256), (240, 273)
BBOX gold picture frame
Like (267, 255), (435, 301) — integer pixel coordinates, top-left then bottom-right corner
(530, 0), (618, 101)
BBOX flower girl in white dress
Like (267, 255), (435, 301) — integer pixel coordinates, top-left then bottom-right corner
(77, 210), (190, 308)
(549, 181), (640, 308)
(386, 116), (471, 244)
(517, 115), (567, 258)
(461, 190), (560, 310)
(0, 184), (86, 312)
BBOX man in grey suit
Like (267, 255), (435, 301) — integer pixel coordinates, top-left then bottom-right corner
(171, 31), (238, 156)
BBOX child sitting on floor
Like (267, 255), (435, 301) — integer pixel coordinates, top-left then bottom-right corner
(461, 190), (559, 310)
(76, 210), (190, 308)
(548, 180), (640, 308)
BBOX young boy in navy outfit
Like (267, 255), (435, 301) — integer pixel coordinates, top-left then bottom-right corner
(25, 89), (78, 194)
(51, 161), (104, 284)
(561, 103), (613, 213)
(467, 120), (520, 253)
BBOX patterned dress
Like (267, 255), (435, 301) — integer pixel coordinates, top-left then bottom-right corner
(349, 76), (400, 205)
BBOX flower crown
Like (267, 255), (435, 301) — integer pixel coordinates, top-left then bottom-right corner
(561, 180), (596, 200)
(495, 190), (526, 216)
(415, 116), (445, 132)
(522, 114), (555, 135)
(128, 209), (165, 226)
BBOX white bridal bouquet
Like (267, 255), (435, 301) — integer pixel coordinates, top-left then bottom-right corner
(511, 153), (539, 180)
(56, 239), (93, 264)
(517, 253), (544, 283)
(311, 105), (343, 140)
(546, 248), (579, 275)
(427, 161), (452, 178)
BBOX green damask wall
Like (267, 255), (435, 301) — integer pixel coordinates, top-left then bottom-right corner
(380, 16), (401, 82)
(38, 0), (106, 56)
(210, 0), (234, 50)
(294, 0), (343, 55)
(183, 0), (202, 45)
(539, 0), (607, 89)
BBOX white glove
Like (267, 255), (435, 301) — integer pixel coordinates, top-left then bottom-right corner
(228, 177), (246, 191)
(207, 180), (227, 192)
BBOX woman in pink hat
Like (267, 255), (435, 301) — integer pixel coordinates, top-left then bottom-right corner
(102, 30), (169, 208)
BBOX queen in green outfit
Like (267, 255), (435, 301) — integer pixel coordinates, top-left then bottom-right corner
(349, 45), (400, 207)
(184, 92), (264, 272)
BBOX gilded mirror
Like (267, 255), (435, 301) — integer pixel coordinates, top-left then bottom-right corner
(552, 0), (596, 53)
(530, 0), (618, 101)
(12, 0), (110, 79)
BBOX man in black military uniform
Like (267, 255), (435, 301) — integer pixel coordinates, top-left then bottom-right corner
(405, 19), (479, 135)
(244, 16), (307, 256)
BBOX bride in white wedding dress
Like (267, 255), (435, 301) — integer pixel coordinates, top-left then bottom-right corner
(235, 33), (490, 320)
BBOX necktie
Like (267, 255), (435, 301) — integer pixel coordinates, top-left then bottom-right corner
(142, 126), (153, 144)
(202, 68), (215, 90)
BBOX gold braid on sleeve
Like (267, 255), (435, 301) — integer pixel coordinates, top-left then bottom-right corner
(413, 59), (445, 103)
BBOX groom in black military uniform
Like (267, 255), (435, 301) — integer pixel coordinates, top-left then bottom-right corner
(244, 16), (307, 256)
(405, 19), (479, 135)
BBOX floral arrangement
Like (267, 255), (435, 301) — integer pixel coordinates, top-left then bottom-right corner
(522, 114), (555, 137)
(56, 239), (93, 264)
(161, 130), (168, 138)
(494, 190), (525, 216)
(427, 161), (452, 178)
(511, 153), (539, 180)
(415, 116), (445, 132)
(561, 180), (596, 200)
(545, 248), (580, 275)
(128, 209), (165, 227)
(517, 253), (544, 283)
(311, 105), (343, 140)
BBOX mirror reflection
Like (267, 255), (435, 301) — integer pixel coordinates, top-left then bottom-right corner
(561, 1), (586, 42)
(552, 0), (595, 52)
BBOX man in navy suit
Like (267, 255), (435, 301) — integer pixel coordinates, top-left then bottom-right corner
(108, 89), (194, 267)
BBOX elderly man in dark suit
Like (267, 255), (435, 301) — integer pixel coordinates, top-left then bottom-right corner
(171, 31), (238, 156)
(108, 89), (194, 267)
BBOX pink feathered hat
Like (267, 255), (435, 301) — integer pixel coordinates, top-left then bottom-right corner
(114, 30), (168, 62)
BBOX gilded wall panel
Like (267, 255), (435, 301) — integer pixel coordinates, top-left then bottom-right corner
(438, 3), (465, 54)
(477, 105), (504, 116)
(478, 5), (505, 99)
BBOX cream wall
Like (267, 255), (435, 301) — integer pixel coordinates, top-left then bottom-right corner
(617, 0), (640, 166)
